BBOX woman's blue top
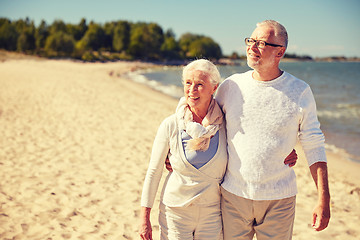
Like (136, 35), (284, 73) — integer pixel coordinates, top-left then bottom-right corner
(181, 130), (219, 169)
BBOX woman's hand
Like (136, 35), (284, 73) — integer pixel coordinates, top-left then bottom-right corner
(139, 207), (153, 240)
(139, 219), (152, 240)
(284, 149), (297, 167)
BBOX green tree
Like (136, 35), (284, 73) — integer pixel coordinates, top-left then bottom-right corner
(49, 20), (67, 34)
(0, 18), (9, 26)
(112, 21), (130, 52)
(178, 33), (199, 57)
(78, 22), (106, 51)
(128, 22), (164, 59)
(103, 22), (116, 50)
(65, 19), (88, 41)
(148, 23), (164, 50)
(13, 18), (30, 34)
(35, 20), (49, 51)
(188, 37), (222, 59)
(66, 24), (80, 41)
(44, 31), (75, 56)
(128, 25), (143, 57)
(76, 18), (88, 40)
(44, 19), (75, 56)
(0, 18), (18, 50)
(17, 20), (36, 52)
(0, 17), (225, 61)
(78, 19), (88, 37)
(179, 33), (222, 59)
(161, 29), (181, 59)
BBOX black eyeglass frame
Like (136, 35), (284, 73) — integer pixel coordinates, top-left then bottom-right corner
(244, 38), (284, 48)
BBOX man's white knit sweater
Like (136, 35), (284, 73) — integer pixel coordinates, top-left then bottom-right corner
(216, 70), (327, 200)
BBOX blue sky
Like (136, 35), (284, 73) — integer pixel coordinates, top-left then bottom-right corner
(1, 0), (359, 57)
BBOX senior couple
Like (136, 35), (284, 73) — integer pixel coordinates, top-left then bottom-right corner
(139, 20), (330, 240)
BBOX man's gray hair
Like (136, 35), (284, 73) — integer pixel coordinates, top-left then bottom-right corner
(182, 59), (221, 87)
(257, 20), (288, 49)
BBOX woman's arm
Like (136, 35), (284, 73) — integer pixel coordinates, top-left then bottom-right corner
(139, 207), (153, 240)
(139, 118), (171, 239)
(141, 118), (171, 208)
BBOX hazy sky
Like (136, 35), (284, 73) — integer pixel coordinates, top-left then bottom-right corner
(1, 0), (359, 57)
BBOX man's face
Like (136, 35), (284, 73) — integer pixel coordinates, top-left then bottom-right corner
(246, 25), (285, 71)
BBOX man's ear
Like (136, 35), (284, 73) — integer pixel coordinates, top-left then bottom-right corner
(277, 47), (286, 58)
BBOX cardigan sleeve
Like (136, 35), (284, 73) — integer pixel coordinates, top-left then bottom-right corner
(141, 118), (171, 208)
(298, 86), (327, 166)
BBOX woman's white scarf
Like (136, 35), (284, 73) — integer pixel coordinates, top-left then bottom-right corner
(176, 97), (223, 151)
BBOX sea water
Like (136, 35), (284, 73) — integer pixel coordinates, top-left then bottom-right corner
(126, 61), (360, 163)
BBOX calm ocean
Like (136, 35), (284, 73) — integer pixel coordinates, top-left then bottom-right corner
(127, 61), (360, 163)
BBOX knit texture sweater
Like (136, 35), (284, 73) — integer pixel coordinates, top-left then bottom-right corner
(215, 70), (327, 200)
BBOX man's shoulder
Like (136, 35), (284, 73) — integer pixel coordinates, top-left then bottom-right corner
(216, 71), (252, 103)
(225, 70), (252, 82)
(219, 71), (252, 89)
(283, 71), (310, 89)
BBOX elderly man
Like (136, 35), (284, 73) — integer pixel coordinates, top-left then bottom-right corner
(216, 20), (330, 239)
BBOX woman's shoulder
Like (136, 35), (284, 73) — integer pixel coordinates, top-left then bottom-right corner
(161, 113), (176, 125)
(158, 114), (178, 132)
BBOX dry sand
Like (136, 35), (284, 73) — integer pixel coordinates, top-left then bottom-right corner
(0, 53), (359, 239)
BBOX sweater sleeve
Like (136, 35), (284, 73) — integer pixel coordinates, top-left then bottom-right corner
(215, 79), (229, 112)
(298, 86), (327, 166)
(140, 118), (170, 208)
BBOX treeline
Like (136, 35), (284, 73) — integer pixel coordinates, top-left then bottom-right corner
(0, 17), (222, 61)
(284, 53), (313, 60)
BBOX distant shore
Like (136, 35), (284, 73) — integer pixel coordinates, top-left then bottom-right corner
(1, 50), (359, 67)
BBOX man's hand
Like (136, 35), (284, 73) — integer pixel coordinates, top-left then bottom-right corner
(310, 162), (331, 231)
(312, 202), (330, 231)
(284, 149), (297, 167)
(165, 157), (173, 172)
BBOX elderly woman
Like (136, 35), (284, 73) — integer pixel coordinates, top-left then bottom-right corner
(139, 59), (297, 240)
(140, 59), (227, 240)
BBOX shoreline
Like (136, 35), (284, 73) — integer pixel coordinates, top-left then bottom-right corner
(2, 49), (360, 65)
(0, 57), (359, 239)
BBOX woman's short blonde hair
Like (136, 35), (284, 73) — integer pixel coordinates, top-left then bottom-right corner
(182, 59), (221, 87)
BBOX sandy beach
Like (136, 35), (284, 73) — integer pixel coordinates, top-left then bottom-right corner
(0, 52), (359, 239)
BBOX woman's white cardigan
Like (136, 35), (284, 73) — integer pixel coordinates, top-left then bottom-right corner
(141, 114), (228, 208)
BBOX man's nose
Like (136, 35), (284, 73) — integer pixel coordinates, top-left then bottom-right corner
(249, 41), (258, 50)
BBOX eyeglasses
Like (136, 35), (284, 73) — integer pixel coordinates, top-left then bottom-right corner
(245, 38), (284, 48)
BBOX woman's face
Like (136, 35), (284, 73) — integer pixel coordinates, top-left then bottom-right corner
(183, 70), (218, 113)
